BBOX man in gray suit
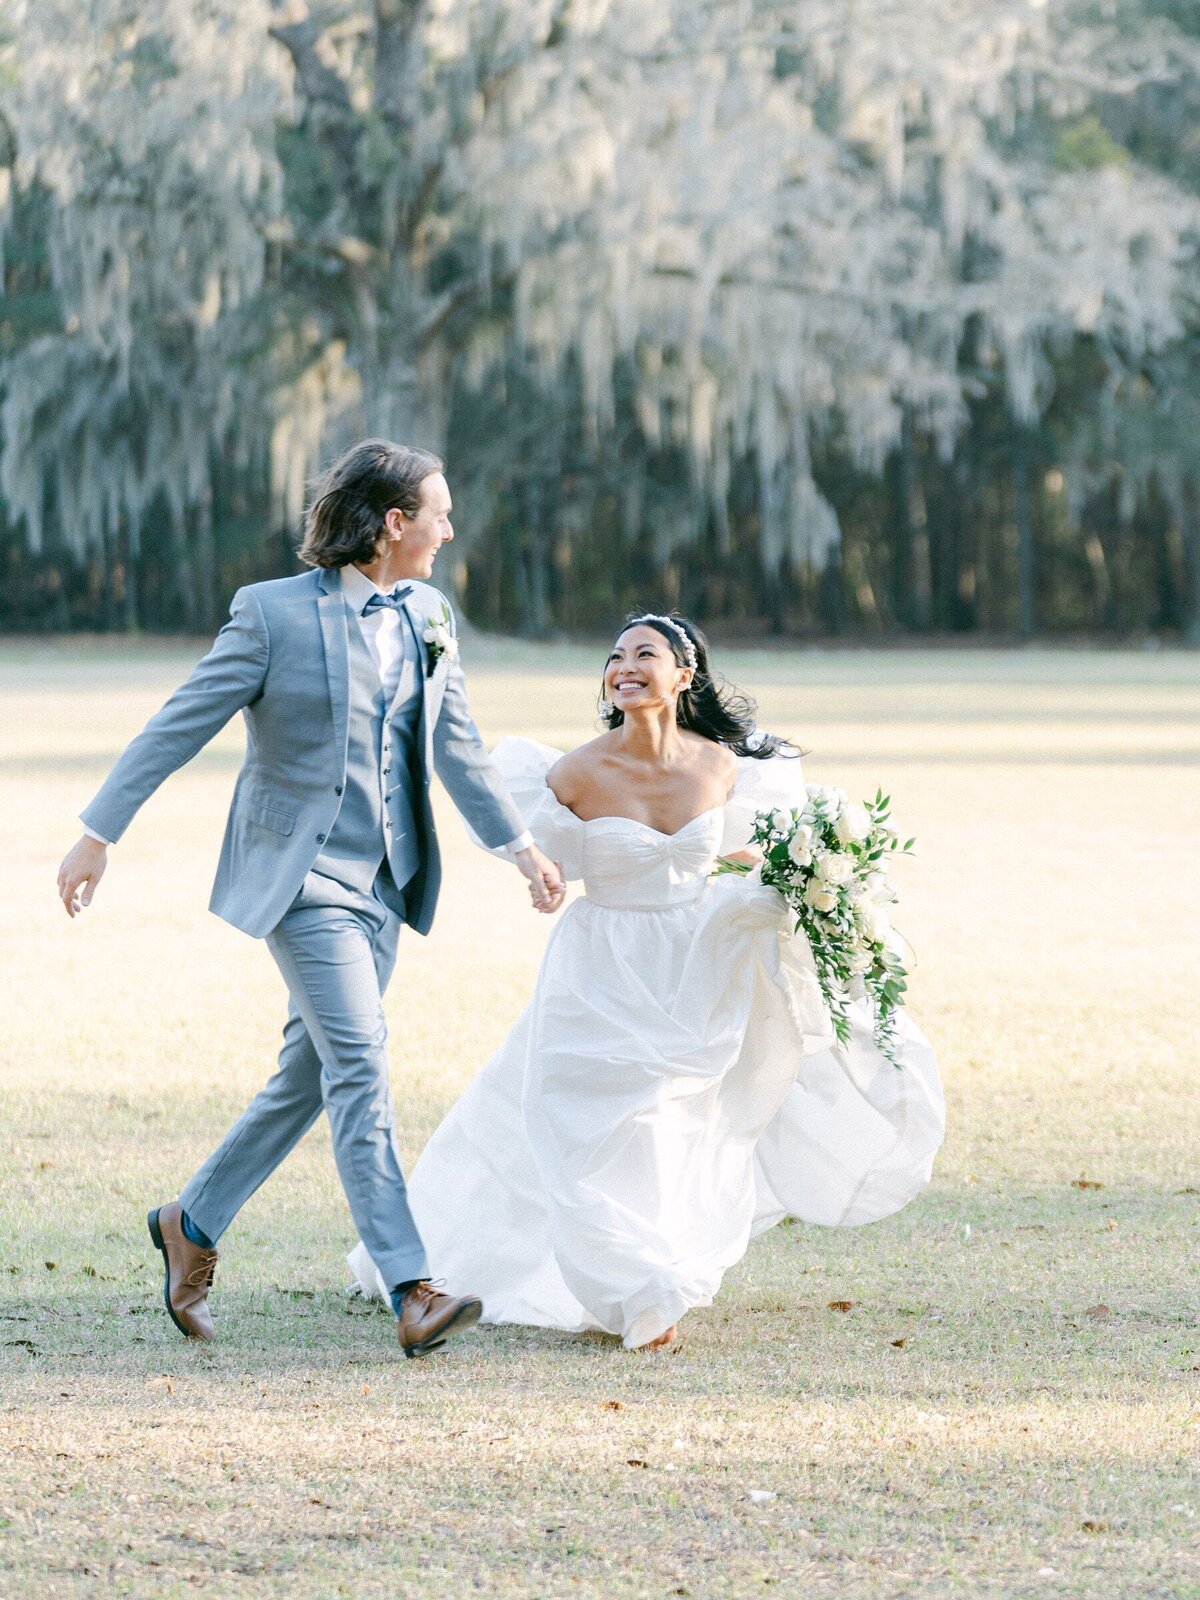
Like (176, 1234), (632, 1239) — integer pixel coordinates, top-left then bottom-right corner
(56, 441), (565, 1358)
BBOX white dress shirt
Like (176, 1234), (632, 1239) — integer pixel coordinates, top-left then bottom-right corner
(338, 562), (408, 706)
(84, 564), (533, 859)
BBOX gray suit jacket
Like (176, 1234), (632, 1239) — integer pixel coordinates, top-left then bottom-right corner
(81, 568), (526, 938)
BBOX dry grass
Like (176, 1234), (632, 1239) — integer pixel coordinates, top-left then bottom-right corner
(1, 637), (1198, 1599)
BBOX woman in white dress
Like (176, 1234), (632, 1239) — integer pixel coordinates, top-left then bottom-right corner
(350, 614), (944, 1350)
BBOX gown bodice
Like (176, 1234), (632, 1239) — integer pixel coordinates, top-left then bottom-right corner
(480, 736), (808, 911)
(554, 808), (725, 909)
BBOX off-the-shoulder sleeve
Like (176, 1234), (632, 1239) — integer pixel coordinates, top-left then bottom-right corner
(720, 749), (807, 854)
(467, 735), (586, 879)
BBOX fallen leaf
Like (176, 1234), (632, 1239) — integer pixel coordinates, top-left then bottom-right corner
(1084, 1304), (1112, 1322)
(745, 1489), (776, 1505)
(626, 1458), (648, 1468)
(81, 1265), (97, 1277)
(1175, 1188), (1199, 1196)
(1072, 1178), (1104, 1191)
(44, 1261), (57, 1271)
(827, 1300), (855, 1313)
(601, 1399), (624, 1411)
(1081, 1519), (1109, 1533)
(890, 1338), (907, 1349)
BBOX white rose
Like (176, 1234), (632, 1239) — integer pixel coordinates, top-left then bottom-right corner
(847, 948), (872, 974)
(770, 808), (792, 834)
(835, 803), (871, 845)
(786, 836), (813, 870)
(858, 901), (890, 942)
(804, 879), (838, 914)
(816, 851), (852, 886)
(786, 823), (815, 868)
(867, 870), (896, 904)
(423, 623), (459, 660)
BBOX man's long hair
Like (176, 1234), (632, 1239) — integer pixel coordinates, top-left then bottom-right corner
(298, 440), (444, 569)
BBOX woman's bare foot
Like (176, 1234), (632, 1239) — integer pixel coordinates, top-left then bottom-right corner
(638, 1323), (679, 1351)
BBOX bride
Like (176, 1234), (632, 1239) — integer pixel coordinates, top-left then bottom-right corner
(350, 613), (944, 1350)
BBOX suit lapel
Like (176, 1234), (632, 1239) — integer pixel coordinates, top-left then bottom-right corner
(387, 595), (433, 768)
(316, 568), (351, 776)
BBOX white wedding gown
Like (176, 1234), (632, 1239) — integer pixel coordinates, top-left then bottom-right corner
(349, 738), (945, 1348)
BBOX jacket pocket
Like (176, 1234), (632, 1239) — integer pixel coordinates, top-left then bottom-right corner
(245, 798), (297, 836)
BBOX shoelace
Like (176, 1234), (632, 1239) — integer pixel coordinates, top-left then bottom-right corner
(184, 1252), (218, 1290)
(406, 1278), (447, 1307)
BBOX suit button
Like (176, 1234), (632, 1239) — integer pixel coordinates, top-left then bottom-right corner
(382, 766), (390, 775)
(385, 821), (392, 831)
(316, 833), (326, 843)
(334, 785), (343, 796)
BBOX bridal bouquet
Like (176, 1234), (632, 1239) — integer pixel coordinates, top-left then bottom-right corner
(718, 785), (913, 1065)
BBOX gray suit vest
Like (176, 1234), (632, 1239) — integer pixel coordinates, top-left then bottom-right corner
(312, 600), (423, 897)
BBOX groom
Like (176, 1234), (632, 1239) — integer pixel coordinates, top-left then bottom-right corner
(56, 440), (565, 1357)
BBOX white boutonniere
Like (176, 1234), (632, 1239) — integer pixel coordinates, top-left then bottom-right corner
(422, 603), (459, 676)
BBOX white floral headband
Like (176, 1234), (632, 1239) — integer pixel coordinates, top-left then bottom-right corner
(627, 613), (698, 673)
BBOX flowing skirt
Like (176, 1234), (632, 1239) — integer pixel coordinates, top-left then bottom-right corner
(349, 873), (944, 1347)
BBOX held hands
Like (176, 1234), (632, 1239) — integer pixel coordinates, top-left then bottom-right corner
(57, 835), (108, 918)
(514, 844), (566, 914)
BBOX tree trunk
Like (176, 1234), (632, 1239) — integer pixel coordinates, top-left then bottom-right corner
(193, 477), (218, 634)
(952, 447), (979, 632)
(167, 498), (197, 632)
(887, 412), (931, 632)
(1181, 479), (1200, 647)
(818, 543), (846, 636)
(1014, 431), (1036, 639)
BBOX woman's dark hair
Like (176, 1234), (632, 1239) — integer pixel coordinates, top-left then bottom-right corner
(298, 440), (444, 568)
(600, 613), (796, 760)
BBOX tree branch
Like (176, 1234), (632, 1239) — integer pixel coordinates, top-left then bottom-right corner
(267, 11), (354, 117)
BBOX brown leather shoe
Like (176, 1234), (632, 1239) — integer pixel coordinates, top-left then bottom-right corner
(396, 1282), (483, 1359)
(147, 1202), (217, 1342)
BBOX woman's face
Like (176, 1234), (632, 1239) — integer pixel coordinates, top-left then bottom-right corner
(604, 626), (692, 714)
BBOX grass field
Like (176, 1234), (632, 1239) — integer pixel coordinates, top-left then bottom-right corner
(1, 637), (1198, 1599)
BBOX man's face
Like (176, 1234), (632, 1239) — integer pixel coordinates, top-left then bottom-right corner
(395, 472), (454, 579)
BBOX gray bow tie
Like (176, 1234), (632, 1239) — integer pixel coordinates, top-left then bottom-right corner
(361, 585), (413, 617)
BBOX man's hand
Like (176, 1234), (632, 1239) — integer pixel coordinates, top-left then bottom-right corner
(514, 844), (566, 914)
(58, 835), (108, 918)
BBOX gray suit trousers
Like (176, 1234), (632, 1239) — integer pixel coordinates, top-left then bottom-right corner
(180, 870), (428, 1290)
